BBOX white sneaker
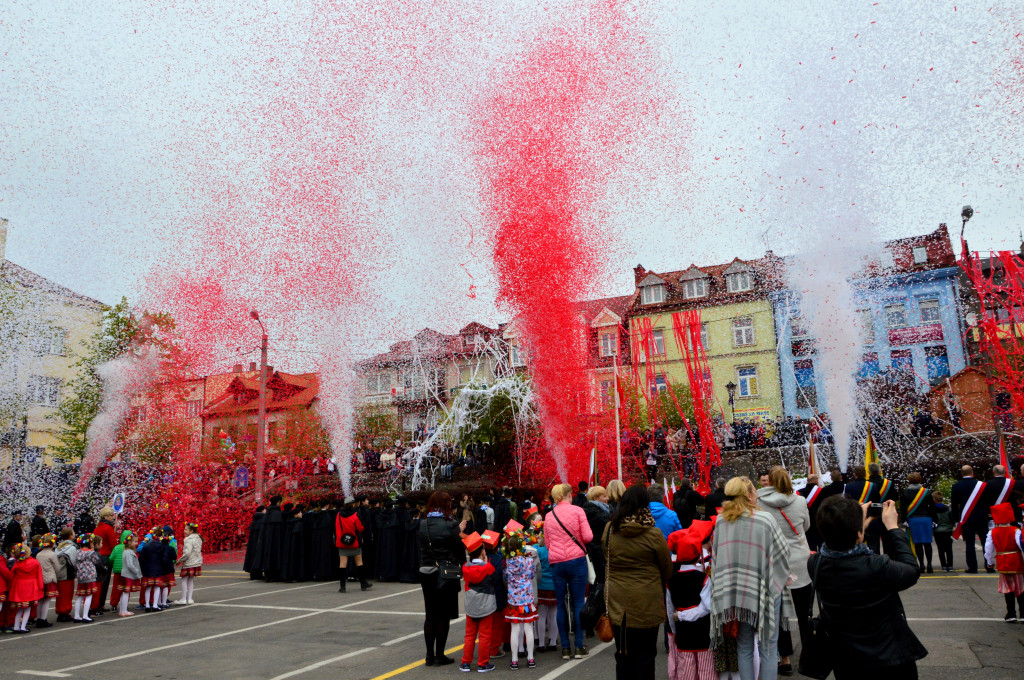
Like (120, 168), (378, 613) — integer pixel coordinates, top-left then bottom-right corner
(186, 600), (194, 605)
(174, 599), (189, 605)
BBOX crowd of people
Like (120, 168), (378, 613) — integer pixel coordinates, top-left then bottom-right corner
(0, 505), (205, 633)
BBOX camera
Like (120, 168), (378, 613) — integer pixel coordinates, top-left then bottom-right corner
(868, 503), (883, 518)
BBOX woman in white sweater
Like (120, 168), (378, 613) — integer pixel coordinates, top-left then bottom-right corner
(756, 466), (811, 677)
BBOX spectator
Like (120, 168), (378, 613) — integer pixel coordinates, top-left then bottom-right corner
(757, 466), (811, 677)
(647, 484), (682, 540)
(603, 484), (673, 680)
(672, 478), (704, 529)
(703, 478), (727, 520)
(583, 486), (611, 584)
(418, 491), (467, 667)
(572, 482), (589, 507)
(809, 496), (927, 679)
(710, 476), (790, 680)
(901, 472), (937, 573)
(543, 483), (593, 660)
(606, 479), (627, 515)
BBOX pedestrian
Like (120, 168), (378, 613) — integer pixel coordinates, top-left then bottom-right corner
(418, 491), (467, 667)
(901, 472), (937, 573)
(335, 496), (373, 592)
(0, 545), (12, 632)
(534, 531), (558, 652)
(117, 533), (141, 617)
(4, 509), (24, 552)
(503, 531), (539, 670)
(107, 529), (132, 611)
(984, 502), (1024, 622)
(157, 528), (177, 610)
(93, 507), (118, 613)
(648, 483), (682, 539)
(672, 478), (704, 529)
(140, 527), (164, 612)
(54, 528), (77, 622)
(703, 478), (727, 520)
(73, 533), (102, 622)
(710, 477), (791, 680)
(484, 529), (508, 661)
(34, 533), (59, 628)
(809, 496), (927, 679)
(460, 533), (497, 673)
(543, 483), (593, 660)
(176, 522), (203, 604)
(7, 543), (43, 634)
(665, 519), (717, 680)
(573, 482), (589, 508)
(243, 505), (266, 580)
(583, 486), (611, 583)
(603, 483), (673, 680)
(606, 479), (627, 515)
(30, 506), (49, 538)
(950, 465), (992, 573)
(756, 466), (810, 678)
(932, 491), (954, 572)
(797, 474), (824, 552)
(646, 445), (659, 482)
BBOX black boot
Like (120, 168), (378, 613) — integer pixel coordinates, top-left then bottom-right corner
(360, 565), (373, 591)
(338, 567), (347, 593)
(1004, 593), (1016, 622)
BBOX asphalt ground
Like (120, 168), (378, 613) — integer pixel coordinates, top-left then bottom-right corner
(2, 545), (1023, 680)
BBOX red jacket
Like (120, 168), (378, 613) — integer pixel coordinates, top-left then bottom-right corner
(8, 557), (44, 603)
(94, 520), (118, 557)
(0, 558), (11, 597)
(991, 503), (1024, 575)
(335, 510), (365, 549)
(462, 561), (495, 591)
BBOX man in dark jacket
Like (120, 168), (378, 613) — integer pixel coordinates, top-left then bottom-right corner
(30, 506), (49, 537)
(868, 463), (895, 503)
(73, 509), (96, 538)
(671, 478), (703, 529)
(571, 482), (588, 508)
(950, 465), (993, 574)
(259, 496), (286, 581)
(821, 469), (846, 501)
(4, 509), (24, 551)
(703, 478), (727, 520)
(492, 488), (514, 534)
(810, 496), (927, 678)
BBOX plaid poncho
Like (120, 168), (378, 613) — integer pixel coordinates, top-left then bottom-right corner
(710, 510), (792, 648)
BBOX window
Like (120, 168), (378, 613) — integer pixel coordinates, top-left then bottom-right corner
(599, 332), (618, 357)
(650, 374), (668, 396)
(790, 316), (808, 338)
(733, 317), (755, 346)
(27, 376), (61, 407)
(459, 365), (475, 385)
(700, 323), (709, 351)
(891, 349), (913, 373)
(925, 346), (950, 384)
(885, 303), (906, 328)
(30, 326), (66, 356)
(651, 330), (666, 356)
(857, 310), (875, 343)
(913, 246), (928, 264)
(366, 373), (391, 394)
(600, 379), (615, 410)
(858, 353), (880, 381)
(794, 359), (817, 408)
(681, 278), (707, 299)
(737, 366), (759, 397)
(919, 299), (940, 324)
(185, 400), (202, 418)
(463, 333), (484, 349)
(880, 249), (895, 269)
(401, 370), (427, 400)
(726, 272), (752, 293)
(641, 285), (666, 305)
(510, 341), (527, 367)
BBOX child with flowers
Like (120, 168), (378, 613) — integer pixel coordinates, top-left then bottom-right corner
(175, 522), (203, 605)
(7, 543), (43, 633)
(503, 531), (539, 670)
(73, 534), (102, 623)
(118, 533), (142, 617)
(34, 533), (60, 628)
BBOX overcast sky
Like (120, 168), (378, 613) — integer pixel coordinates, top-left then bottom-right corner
(2, 0), (1022, 364)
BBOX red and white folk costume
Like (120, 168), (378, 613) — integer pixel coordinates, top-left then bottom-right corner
(985, 502), (1024, 622)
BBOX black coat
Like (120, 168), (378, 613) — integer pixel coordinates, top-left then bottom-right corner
(399, 516), (421, 583)
(282, 516), (306, 582)
(492, 498), (513, 535)
(418, 516), (464, 568)
(258, 504), (285, 578)
(312, 509), (338, 581)
(951, 477), (989, 528)
(583, 502), (610, 583)
(374, 507), (402, 581)
(703, 489), (727, 519)
(243, 513), (265, 574)
(808, 529), (927, 670)
(673, 488), (703, 529)
(30, 515), (49, 537)
(4, 519), (23, 549)
(73, 513), (96, 538)
(900, 485), (937, 521)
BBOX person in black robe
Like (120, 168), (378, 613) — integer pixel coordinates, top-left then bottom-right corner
(301, 507), (317, 581)
(243, 506), (266, 580)
(282, 505), (307, 582)
(355, 495), (376, 580)
(311, 503), (338, 581)
(374, 500), (401, 582)
(4, 509), (24, 552)
(258, 496), (285, 582)
(30, 506), (49, 537)
(399, 505), (421, 583)
(492, 490), (513, 535)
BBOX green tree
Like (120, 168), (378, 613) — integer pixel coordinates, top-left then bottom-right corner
(353, 403), (401, 449)
(622, 379), (697, 432)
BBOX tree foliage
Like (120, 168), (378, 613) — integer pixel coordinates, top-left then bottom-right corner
(353, 403), (401, 449)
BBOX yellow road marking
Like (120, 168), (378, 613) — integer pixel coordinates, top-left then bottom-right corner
(368, 645), (465, 680)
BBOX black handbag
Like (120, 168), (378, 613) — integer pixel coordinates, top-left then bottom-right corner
(798, 555), (833, 679)
(424, 520), (462, 585)
(579, 581), (606, 629)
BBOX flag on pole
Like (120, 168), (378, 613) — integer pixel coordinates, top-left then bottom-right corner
(807, 436), (818, 477)
(864, 420), (878, 477)
(663, 476), (673, 507)
(999, 437), (1011, 478)
(589, 445), (599, 486)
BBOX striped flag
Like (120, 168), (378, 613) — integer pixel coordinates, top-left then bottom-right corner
(864, 421), (878, 477)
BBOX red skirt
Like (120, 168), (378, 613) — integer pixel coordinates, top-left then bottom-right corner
(537, 589), (557, 606)
(0, 593), (5, 603)
(158, 574), (177, 587)
(504, 603), (539, 623)
(141, 576), (162, 589)
(8, 600), (36, 610)
(180, 566), (202, 578)
(43, 583), (59, 599)
(118, 578), (141, 594)
(74, 583), (96, 597)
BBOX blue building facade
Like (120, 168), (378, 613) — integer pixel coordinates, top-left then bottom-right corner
(772, 227), (968, 419)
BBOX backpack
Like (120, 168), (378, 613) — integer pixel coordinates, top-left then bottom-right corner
(58, 551), (76, 580)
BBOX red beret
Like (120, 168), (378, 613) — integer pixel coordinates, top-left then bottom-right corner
(481, 530), (501, 549)
(667, 518), (716, 563)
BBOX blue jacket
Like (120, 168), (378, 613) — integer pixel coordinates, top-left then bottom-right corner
(160, 541), (177, 576)
(139, 540), (164, 578)
(649, 502), (682, 540)
(537, 546), (554, 591)
(486, 552), (507, 609)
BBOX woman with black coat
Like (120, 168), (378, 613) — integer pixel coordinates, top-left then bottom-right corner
(418, 491), (467, 667)
(242, 506), (265, 580)
(810, 496), (927, 679)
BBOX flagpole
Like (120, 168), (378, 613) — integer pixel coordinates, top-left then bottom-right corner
(614, 355), (622, 480)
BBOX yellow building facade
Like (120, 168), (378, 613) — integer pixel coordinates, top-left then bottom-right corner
(0, 219), (105, 466)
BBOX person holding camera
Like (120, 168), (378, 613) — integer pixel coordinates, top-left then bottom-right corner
(809, 496), (927, 679)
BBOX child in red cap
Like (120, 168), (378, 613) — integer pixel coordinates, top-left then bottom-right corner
(665, 519), (716, 680)
(461, 533), (497, 673)
(984, 502), (1024, 622)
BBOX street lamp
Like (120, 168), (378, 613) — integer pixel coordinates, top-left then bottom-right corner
(725, 381), (737, 423)
(251, 310), (269, 503)
(960, 204), (973, 242)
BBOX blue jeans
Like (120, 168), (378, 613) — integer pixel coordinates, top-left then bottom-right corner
(737, 593), (782, 680)
(551, 556), (588, 649)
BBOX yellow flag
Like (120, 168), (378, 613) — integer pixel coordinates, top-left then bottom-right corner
(864, 422), (878, 477)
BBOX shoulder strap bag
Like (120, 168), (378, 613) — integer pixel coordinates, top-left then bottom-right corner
(424, 519), (462, 584)
(592, 527), (614, 642)
(551, 508), (596, 584)
(797, 554), (833, 679)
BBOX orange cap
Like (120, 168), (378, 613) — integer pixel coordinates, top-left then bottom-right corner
(481, 530), (501, 549)
(504, 519), (524, 534)
(462, 532), (483, 553)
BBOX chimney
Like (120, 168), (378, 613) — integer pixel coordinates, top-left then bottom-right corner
(634, 264), (647, 284)
(0, 217), (8, 261)
(232, 363), (243, 373)
(249, 361), (257, 372)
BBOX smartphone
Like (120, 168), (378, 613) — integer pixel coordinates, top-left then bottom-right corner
(868, 503), (883, 518)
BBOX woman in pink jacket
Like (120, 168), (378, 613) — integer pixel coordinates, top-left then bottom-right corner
(543, 483), (594, 660)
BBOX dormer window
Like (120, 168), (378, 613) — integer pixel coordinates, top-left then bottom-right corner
(726, 272), (752, 293)
(681, 278), (707, 299)
(913, 246), (928, 264)
(641, 285), (665, 305)
(880, 249), (895, 269)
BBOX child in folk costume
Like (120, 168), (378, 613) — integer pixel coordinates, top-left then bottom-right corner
(157, 527), (177, 610)
(54, 528), (77, 621)
(107, 530), (132, 611)
(175, 522), (203, 605)
(7, 543), (43, 633)
(74, 534), (103, 623)
(118, 533), (142, 617)
(34, 533), (60, 628)
(140, 527), (164, 612)
(534, 529), (558, 652)
(460, 533), (498, 673)
(484, 529), (508, 661)
(985, 502), (1024, 622)
(0, 550), (12, 632)
(503, 530), (539, 670)
(666, 520), (717, 680)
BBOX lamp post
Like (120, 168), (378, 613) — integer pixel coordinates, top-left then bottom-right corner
(725, 381), (737, 423)
(251, 310), (268, 503)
